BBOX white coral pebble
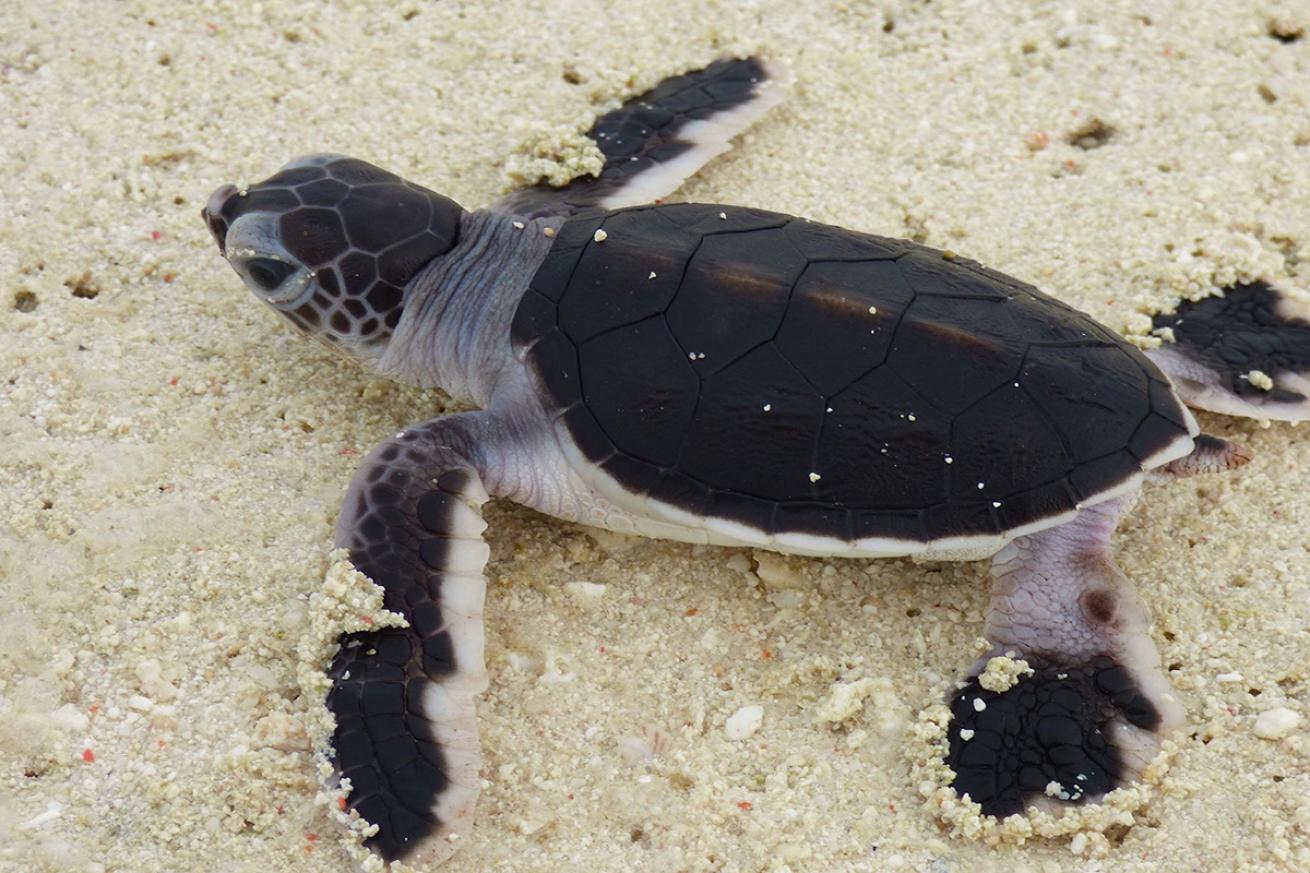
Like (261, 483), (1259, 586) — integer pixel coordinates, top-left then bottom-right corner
(1254, 707), (1301, 740)
(725, 705), (764, 740)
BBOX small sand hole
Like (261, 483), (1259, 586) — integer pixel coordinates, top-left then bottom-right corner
(904, 607), (921, 618)
(41, 499), (53, 510)
(1257, 83), (1277, 104)
(401, 8), (419, 20)
(13, 289), (38, 312)
(562, 67), (584, 85)
(1067, 117), (1116, 150)
(157, 53), (171, 67)
(630, 828), (645, 843)
(882, 17), (895, 33)
(65, 272), (100, 299)
(1104, 823), (1132, 847)
(1163, 630), (1177, 641)
(1267, 18), (1304, 43)
(173, 195), (185, 205)
(282, 30), (302, 43)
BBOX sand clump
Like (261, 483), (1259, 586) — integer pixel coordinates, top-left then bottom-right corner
(3, 1), (1310, 872)
(976, 655), (1035, 693)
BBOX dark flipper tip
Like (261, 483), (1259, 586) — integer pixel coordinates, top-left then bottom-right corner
(327, 630), (449, 862)
(946, 658), (1162, 816)
(1148, 280), (1310, 421)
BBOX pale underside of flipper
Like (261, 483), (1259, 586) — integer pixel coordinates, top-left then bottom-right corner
(492, 56), (787, 219)
(1148, 280), (1310, 421)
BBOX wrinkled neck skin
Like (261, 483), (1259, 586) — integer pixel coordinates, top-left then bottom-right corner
(378, 209), (561, 407)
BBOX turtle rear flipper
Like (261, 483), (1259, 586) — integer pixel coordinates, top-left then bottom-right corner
(945, 497), (1185, 818)
(493, 55), (787, 218)
(1148, 280), (1310, 421)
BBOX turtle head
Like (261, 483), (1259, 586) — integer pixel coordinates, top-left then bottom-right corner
(202, 154), (463, 364)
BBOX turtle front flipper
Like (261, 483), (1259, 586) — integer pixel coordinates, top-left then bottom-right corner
(493, 55), (786, 218)
(1147, 280), (1310, 421)
(327, 413), (496, 866)
(945, 498), (1185, 817)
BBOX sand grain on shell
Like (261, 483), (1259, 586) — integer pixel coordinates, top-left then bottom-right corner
(3, 1), (1310, 872)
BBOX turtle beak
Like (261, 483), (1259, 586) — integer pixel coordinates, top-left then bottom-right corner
(201, 183), (238, 256)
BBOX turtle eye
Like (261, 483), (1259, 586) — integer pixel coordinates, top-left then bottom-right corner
(245, 257), (296, 292)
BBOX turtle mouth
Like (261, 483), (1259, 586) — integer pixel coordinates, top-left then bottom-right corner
(202, 183), (238, 256)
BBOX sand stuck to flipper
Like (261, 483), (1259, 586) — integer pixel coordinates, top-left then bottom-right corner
(297, 552), (412, 873)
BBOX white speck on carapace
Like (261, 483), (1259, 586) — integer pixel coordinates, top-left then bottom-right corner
(959, 728), (975, 740)
(763, 403), (772, 412)
(944, 455), (953, 464)
(512, 220), (525, 229)
(808, 472), (822, 483)
(973, 697), (986, 712)
(907, 413), (917, 422)
(593, 229), (608, 242)
(648, 271), (657, 279)
(976, 481), (985, 489)
(825, 406), (833, 413)
(543, 226), (556, 237)
(992, 501), (1002, 508)
(719, 211), (727, 220)
(868, 305), (878, 314)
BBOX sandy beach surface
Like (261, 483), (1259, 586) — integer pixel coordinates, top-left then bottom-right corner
(3, 1), (1309, 871)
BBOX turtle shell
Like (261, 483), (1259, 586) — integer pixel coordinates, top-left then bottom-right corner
(510, 203), (1195, 546)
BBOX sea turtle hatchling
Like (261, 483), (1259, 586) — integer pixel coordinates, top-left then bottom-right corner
(201, 57), (1310, 866)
